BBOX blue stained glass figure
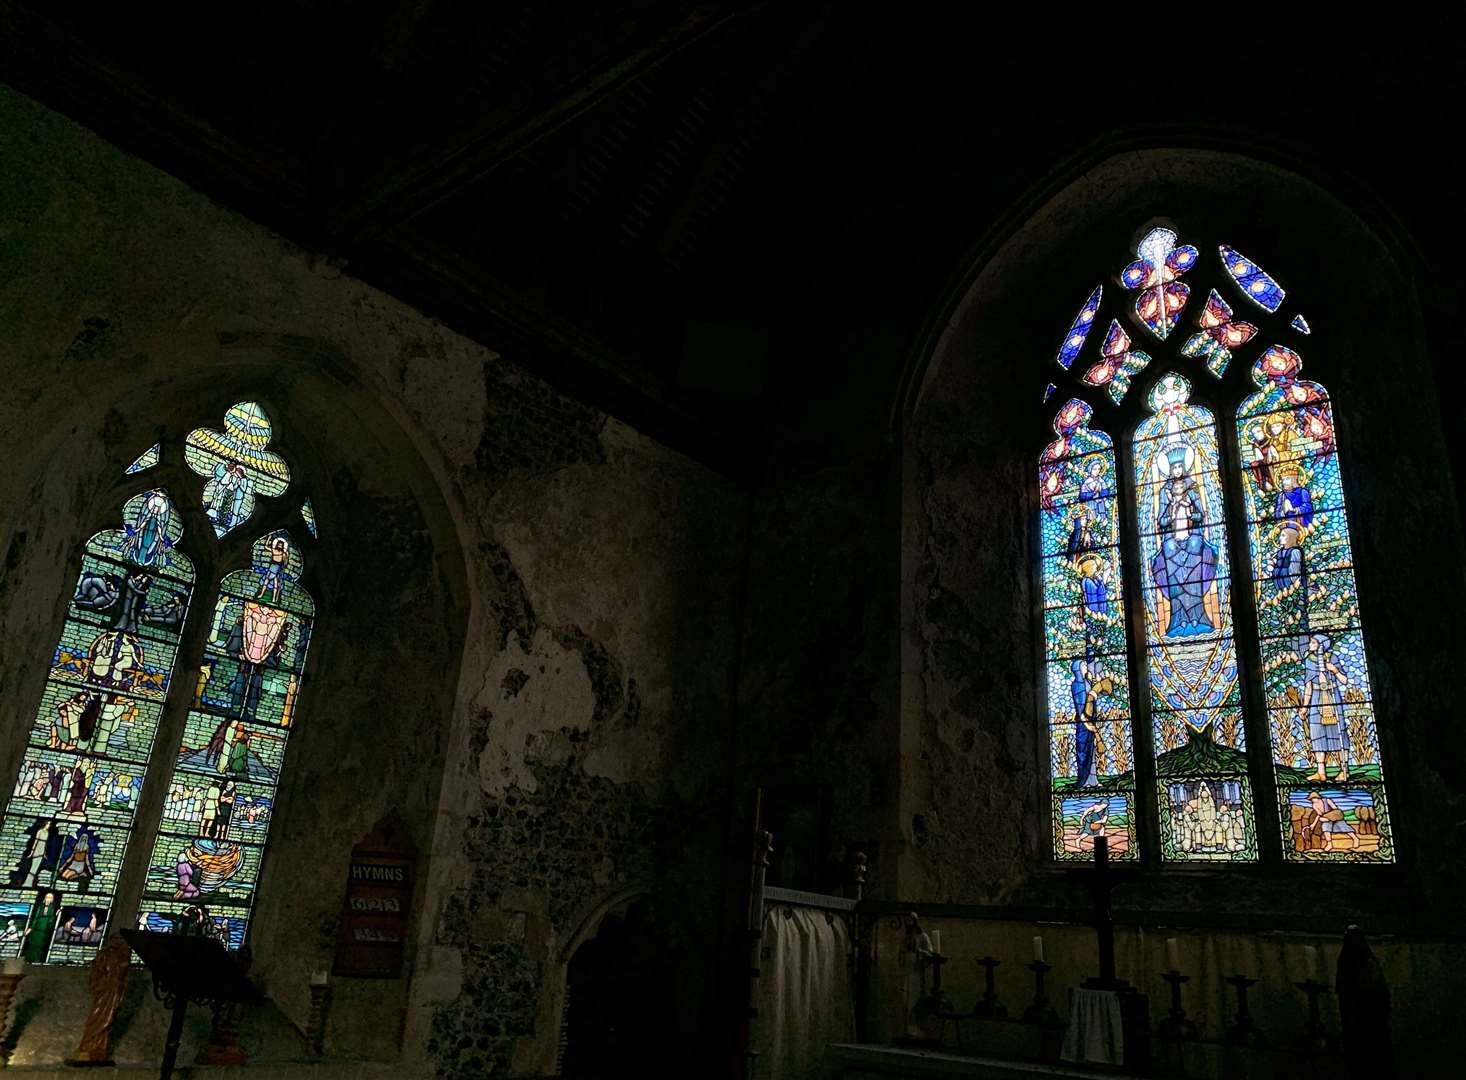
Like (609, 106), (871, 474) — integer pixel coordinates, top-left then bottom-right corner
(1291, 313), (1312, 335)
(1180, 289), (1258, 378)
(1220, 245), (1286, 313)
(1055, 286), (1103, 370)
(1120, 227), (1197, 340)
(124, 445), (160, 475)
(1081, 320), (1152, 404)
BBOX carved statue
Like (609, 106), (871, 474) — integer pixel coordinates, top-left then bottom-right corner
(66, 934), (131, 1065)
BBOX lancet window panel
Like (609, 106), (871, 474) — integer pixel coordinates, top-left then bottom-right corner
(139, 532), (314, 948)
(0, 490), (196, 966)
(1237, 347), (1391, 862)
(1039, 399), (1140, 863)
(1038, 220), (1391, 866)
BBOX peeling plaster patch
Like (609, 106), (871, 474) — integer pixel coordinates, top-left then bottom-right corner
(475, 628), (594, 797)
(500, 668), (530, 698)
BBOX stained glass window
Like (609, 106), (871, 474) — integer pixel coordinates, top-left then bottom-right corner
(1040, 399), (1138, 861)
(0, 490), (195, 965)
(1121, 227), (1197, 341)
(137, 531), (313, 945)
(185, 401), (291, 538)
(1136, 376), (1257, 861)
(1219, 246), (1285, 313)
(1181, 289), (1258, 379)
(124, 444), (160, 475)
(1038, 218), (1389, 867)
(1055, 286), (1103, 370)
(300, 498), (318, 538)
(1238, 347), (1391, 860)
(1081, 321), (1152, 405)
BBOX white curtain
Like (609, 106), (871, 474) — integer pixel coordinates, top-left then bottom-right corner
(752, 903), (856, 1080)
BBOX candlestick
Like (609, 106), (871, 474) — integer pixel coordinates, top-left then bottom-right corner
(1158, 970), (1198, 1043)
(305, 976), (331, 1056)
(974, 956), (1007, 1020)
(1294, 978), (1332, 1056)
(1166, 937), (1180, 972)
(1032, 935), (1044, 963)
(1023, 960), (1059, 1027)
(1224, 974), (1265, 1046)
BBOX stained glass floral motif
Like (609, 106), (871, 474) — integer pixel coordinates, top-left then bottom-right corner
(138, 532), (313, 947)
(1220, 245), (1286, 313)
(1181, 289), (1258, 378)
(0, 490), (195, 965)
(1291, 314), (1312, 335)
(124, 444), (160, 475)
(1081, 320), (1152, 405)
(1040, 399), (1138, 862)
(300, 498), (318, 539)
(1056, 286), (1103, 370)
(1135, 375), (1258, 862)
(185, 402), (291, 538)
(1121, 227), (1198, 341)
(1238, 346), (1391, 862)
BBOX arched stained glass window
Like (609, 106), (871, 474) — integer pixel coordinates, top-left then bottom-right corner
(138, 530), (314, 946)
(1037, 220), (1391, 865)
(1137, 376), (1257, 861)
(1040, 399), (1138, 861)
(1239, 347), (1392, 860)
(0, 490), (195, 965)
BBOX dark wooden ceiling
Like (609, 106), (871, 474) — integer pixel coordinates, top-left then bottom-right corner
(3, 5), (1463, 481)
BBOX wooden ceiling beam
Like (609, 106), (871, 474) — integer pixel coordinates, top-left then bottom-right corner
(324, 3), (750, 246)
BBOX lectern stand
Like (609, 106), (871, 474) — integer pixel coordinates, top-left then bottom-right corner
(119, 930), (263, 1080)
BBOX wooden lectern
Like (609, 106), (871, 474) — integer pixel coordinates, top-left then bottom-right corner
(119, 929), (263, 1080)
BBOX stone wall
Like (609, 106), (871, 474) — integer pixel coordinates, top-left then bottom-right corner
(0, 85), (744, 1076)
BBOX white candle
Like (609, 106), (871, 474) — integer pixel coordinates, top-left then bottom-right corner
(1, 956), (23, 975)
(930, 930), (941, 955)
(1032, 935), (1044, 963)
(1303, 945), (1319, 980)
(1166, 938), (1180, 972)
(310, 969), (329, 987)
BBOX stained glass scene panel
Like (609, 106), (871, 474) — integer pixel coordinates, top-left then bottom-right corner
(0, 490), (195, 965)
(1041, 400), (1138, 861)
(139, 532), (312, 946)
(1134, 375), (1256, 862)
(185, 401), (291, 538)
(1239, 350), (1392, 862)
(1053, 792), (1135, 863)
